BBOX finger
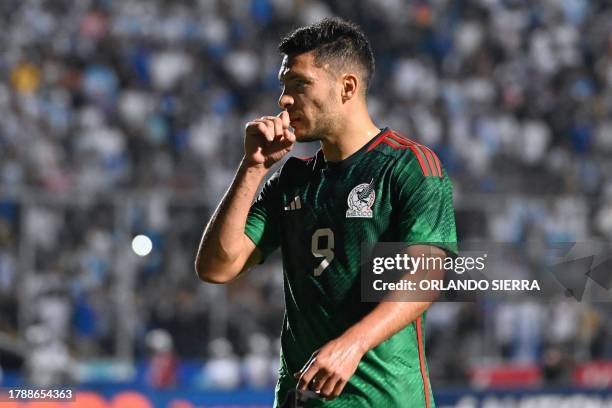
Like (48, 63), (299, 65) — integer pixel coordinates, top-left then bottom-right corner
(329, 379), (347, 400)
(246, 121), (270, 142)
(279, 140), (294, 155)
(269, 116), (284, 139)
(295, 349), (320, 379)
(261, 118), (282, 141)
(297, 362), (319, 391)
(261, 116), (283, 140)
(253, 120), (274, 142)
(319, 375), (339, 399)
(245, 121), (261, 133)
(282, 128), (296, 143)
(310, 370), (336, 396)
(278, 110), (290, 129)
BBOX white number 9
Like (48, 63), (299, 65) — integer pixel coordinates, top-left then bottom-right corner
(311, 228), (334, 276)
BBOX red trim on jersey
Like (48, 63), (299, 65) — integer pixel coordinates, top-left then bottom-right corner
(420, 144), (442, 178)
(369, 129), (443, 178)
(393, 131), (443, 177)
(294, 155), (315, 161)
(387, 131), (443, 178)
(367, 130), (392, 152)
(384, 132), (431, 176)
(431, 151), (442, 178)
(390, 131), (438, 176)
(385, 130), (411, 147)
(423, 149), (439, 177)
(416, 316), (431, 408)
(407, 145), (431, 176)
(381, 138), (407, 150)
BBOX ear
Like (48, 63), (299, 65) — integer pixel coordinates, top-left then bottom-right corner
(341, 74), (359, 102)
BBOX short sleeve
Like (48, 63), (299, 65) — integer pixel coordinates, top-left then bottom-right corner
(245, 169), (282, 262)
(393, 157), (458, 255)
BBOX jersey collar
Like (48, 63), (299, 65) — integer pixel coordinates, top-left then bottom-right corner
(317, 127), (389, 172)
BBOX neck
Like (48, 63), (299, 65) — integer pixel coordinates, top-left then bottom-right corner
(320, 108), (380, 162)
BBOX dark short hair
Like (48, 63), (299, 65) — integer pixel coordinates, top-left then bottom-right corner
(278, 17), (375, 94)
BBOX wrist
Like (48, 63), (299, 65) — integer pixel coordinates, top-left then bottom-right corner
(341, 327), (371, 356)
(239, 158), (268, 178)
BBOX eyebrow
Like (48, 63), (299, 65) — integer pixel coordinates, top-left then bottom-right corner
(278, 72), (313, 84)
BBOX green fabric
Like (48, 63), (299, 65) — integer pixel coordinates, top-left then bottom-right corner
(245, 128), (457, 407)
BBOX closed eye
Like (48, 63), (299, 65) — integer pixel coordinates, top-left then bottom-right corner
(286, 81), (307, 92)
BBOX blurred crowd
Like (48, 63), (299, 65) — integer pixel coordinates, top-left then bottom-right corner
(1, 0), (612, 388)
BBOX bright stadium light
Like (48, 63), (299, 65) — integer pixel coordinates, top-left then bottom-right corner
(131, 234), (153, 257)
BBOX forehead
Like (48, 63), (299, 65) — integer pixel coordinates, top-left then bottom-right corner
(278, 52), (327, 81)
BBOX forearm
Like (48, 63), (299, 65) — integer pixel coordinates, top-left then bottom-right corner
(342, 300), (431, 354)
(339, 245), (446, 353)
(294, 297), (433, 397)
(195, 159), (267, 281)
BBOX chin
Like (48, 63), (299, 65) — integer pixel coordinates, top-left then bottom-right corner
(293, 125), (321, 143)
(295, 131), (320, 143)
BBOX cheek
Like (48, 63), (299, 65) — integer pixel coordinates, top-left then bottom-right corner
(310, 93), (330, 113)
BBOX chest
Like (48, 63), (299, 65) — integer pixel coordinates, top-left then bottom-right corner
(278, 160), (397, 247)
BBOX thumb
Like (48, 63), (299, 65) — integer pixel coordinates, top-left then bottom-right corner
(278, 110), (290, 129)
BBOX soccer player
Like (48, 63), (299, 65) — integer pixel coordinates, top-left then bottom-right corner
(195, 17), (457, 407)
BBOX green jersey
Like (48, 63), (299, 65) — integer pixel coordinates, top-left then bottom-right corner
(245, 127), (457, 407)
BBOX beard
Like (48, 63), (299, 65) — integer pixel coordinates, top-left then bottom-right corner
(295, 125), (324, 143)
(295, 90), (343, 142)
(295, 111), (341, 143)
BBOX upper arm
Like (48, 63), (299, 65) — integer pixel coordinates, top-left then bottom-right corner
(198, 233), (262, 284)
(218, 170), (282, 282)
(244, 169), (282, 263)
(238, 234), (263, 275)
(405, 244), (448, 278)
(196, 168), (281, 283)
(394, 155), (458, 255)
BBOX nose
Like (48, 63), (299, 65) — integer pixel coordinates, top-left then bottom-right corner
(278, 93), (294, 110)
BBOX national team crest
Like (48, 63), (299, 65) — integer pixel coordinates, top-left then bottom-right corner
(346, 179), (375, 218)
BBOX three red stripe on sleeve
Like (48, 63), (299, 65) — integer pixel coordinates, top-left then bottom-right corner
(367, 130), (443, 178)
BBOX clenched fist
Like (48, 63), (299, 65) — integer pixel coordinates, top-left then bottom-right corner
(244, 110), (296, 169)
(295, 335), (367, 400)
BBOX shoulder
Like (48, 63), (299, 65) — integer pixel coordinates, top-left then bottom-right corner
(272, 154), (317, 186)
(283, 154), (317, 175)
(285, 154), (316, 169)
(371, 129), (444, 179)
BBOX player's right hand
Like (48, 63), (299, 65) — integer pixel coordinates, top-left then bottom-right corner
(244, 111), (296, 169)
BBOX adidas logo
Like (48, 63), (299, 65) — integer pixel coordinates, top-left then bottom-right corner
(284, 196), (302, 211)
